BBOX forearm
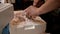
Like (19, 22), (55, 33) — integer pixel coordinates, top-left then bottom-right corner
(38, 0), (59, 15)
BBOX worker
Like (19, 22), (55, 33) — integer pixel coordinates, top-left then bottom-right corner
(25, 0), (60, 17)
(24, 0), (60, 34)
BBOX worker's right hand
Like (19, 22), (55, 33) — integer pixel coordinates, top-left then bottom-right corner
(24, 6), (40, 18)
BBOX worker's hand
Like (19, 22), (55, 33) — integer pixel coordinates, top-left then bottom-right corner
(24, 6), (40, 18)
(33, 0), (39, 6)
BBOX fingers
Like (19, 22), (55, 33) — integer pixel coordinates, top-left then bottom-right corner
(26, 10), (36, 19)
(24, 6), (38, 19)
(33, 0), (39, 6)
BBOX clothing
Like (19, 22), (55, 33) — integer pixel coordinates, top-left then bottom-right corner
(2, 24), (9, 34)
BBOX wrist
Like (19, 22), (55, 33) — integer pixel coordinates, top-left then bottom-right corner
(35, 8), (41, 16)
(37, 8), (44, 15)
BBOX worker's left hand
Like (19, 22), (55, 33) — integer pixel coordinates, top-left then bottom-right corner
(24, 6), (40, 18)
